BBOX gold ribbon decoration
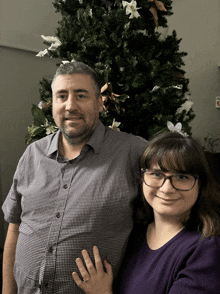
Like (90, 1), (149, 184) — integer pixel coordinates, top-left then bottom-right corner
(147, 0), (167, 28)
(42, 99), (52, 110)
(101, 82), (129, 113)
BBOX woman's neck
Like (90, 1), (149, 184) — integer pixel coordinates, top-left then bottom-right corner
(146, 217), (185, 250)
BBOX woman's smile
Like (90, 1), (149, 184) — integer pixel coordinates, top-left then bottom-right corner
(155, 195), (180, 203)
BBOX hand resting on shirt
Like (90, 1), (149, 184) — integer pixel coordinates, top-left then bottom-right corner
(72, 245), (113, 294)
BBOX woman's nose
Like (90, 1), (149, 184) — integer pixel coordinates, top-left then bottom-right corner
(160, 178), (176, 193)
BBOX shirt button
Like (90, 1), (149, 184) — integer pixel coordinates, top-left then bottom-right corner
(48, 246), (53, 254)
(56, 212), (61, 218)
(63, 184), (68, 189)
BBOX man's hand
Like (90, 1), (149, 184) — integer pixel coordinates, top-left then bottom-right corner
(72, 245), (113, 294)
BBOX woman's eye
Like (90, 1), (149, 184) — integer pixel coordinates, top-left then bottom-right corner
(151, 172), (163, 178)
(176, 174), (189, 180)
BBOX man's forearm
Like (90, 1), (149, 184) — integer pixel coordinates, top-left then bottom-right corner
(2, 223), (19, 294)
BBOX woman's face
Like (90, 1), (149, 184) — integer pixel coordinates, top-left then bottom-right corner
(143, 163), (199, 222)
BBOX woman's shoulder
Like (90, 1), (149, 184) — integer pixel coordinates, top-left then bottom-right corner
(178, 229), (220, 248)
(188, 231), (220, 260)
(171, 229), (220, 252)
(168, 230), (220, 293)
(172, 229), (220, 268)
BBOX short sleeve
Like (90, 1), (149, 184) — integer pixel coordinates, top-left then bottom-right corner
(2, 154), (25, 224)
(169, 235), (220, 294)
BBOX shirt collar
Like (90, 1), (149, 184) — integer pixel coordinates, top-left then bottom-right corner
(85, 120), (105, 154)
(47, 130), (60, 157)
(46, 120), (105, 157)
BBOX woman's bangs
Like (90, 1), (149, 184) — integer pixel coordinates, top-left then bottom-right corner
(159, 150), (187, 173)
(147, 146), (193, 174)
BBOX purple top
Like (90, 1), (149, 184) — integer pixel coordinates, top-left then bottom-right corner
(117, 228), (220, 294)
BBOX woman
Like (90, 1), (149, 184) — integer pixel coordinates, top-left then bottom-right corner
(72, 132), (220, 294)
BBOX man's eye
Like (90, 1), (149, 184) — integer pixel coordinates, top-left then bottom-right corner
(57, 95), (67, 100)
(78, 94), (86, 99)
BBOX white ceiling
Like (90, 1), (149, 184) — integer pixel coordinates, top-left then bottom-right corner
(0, 0), (61, 52)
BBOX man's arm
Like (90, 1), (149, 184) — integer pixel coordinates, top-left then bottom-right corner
(2, 223), (20, 294)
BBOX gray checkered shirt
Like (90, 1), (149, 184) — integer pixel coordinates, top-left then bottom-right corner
(2, 120), (147, 293)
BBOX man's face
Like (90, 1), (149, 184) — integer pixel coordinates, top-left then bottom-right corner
(52, 74), (103, 145)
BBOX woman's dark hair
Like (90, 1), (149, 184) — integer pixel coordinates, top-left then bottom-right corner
(133, 132), (220, 239)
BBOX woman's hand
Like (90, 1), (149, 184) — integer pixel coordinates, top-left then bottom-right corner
(72, 245), (113, 294)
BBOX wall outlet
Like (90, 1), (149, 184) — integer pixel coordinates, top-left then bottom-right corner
(216, 96), (220, 108)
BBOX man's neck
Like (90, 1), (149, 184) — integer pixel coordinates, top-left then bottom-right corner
(58, 134), (86, 160)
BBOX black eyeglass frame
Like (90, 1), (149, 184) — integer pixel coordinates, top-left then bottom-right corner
(141, 169), (199, 191)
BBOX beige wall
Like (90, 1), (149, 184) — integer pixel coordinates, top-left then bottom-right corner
(1, 0), (220, 245)
(0, 0), (60, 246)
(167, 0), (220, 142)
(0, 47), (59, 246)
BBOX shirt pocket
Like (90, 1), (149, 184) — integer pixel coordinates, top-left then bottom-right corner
(19, 222), (34, 235)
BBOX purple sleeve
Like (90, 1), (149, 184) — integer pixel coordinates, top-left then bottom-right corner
(169, 236), (220, 294)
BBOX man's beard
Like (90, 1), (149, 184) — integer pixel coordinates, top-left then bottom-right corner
(59, 121), (96, 145)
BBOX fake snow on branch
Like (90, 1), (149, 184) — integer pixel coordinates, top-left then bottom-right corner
(36, 35), (61, 57)
(176, 99), (194, 114)
(150, 85), (194, 115)
(151, 85), (183, 92)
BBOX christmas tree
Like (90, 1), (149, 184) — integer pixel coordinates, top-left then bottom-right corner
(26, 0), (195, 145)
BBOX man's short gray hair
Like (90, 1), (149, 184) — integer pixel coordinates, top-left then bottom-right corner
(51, 62), (101, 99)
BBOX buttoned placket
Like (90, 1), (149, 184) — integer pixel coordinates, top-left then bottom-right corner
(38, 156), (81, 293)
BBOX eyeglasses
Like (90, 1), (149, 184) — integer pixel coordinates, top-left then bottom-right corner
(142, 169), (199, 191)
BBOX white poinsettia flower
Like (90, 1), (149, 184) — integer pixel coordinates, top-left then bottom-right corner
(38, 101), (43, 109)
(167, 121), (188, 137)
(109, 119), (121, 131)
(176, 100), (194, 114)
(122, 0), (141, 19)
(36, 49), (48, 57)
(167, 121), (182, 133)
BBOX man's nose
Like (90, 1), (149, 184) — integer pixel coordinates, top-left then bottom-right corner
(65, 96), (78, 111)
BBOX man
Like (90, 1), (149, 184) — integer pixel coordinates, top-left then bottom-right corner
(2, 62), (147, 293)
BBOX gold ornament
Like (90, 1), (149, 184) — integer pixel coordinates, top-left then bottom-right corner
(101, 83), (129, 113)
(147, 0), (167, 28)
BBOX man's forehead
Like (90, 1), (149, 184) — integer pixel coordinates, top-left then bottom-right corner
(54, 73), (92, 82)
(53, 73), (95, 91)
